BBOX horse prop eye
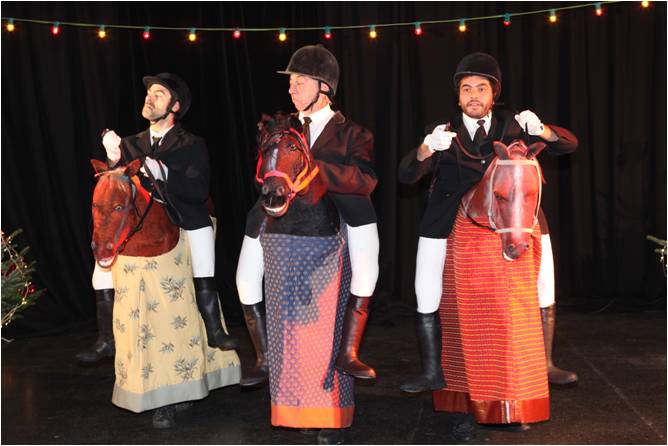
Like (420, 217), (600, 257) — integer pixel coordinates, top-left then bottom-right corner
(114, 205), (124, 212)
(494, 193), (507, 202)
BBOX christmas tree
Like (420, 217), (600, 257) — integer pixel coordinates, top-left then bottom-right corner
(1, 229), (43, 327)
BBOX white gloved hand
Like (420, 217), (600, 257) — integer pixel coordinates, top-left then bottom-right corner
(102, 130), (122, 162)
(515, 110), (545, 136)
(423, 125), (458, 153)
(140, 157), (168, 181)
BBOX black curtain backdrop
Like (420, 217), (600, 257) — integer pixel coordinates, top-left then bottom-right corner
(2, 2), (666, 335)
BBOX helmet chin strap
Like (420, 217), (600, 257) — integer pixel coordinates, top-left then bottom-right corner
(302, 81), (331, 114)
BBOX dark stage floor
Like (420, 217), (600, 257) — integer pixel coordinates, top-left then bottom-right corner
(2, 309), (666, 444)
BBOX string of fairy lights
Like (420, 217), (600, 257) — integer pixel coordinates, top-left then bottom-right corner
(1, 1), (651, 43)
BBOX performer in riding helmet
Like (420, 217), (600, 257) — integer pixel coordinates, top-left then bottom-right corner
(398, 52), (578, 439)
(237, 44), (379, 445)
(79, 73), (238, 371)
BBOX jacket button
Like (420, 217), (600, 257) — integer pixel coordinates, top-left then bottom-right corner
(481, 160), (486, 164)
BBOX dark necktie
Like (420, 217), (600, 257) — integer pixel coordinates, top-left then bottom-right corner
(151, 136), (162, 155)
(473, 119), (487, 147)
(302, 116), (312, 148)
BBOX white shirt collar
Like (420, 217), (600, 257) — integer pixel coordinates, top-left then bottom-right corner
(299, 105), (335, 148)
(149, 124), (175, 144)
(462, 112), (491, 141)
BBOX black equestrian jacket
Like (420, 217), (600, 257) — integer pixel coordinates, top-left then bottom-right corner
(112, 123), (212, 231)
(398, 110), (578, 239)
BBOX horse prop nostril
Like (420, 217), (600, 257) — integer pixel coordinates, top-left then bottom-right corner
(106, 242), (114, 250)
(91, 241), (96, 250)
(276, 186), (286, 196)
(261, 185), (270, 195)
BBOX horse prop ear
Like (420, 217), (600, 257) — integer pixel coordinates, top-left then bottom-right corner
(527, 142), (546, 159)
(91, 159), (109, 175)
(124, 159), (143, 177)
(493, 141), (511, 160)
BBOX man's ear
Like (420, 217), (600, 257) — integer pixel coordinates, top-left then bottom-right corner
(171, 100), (181, 113)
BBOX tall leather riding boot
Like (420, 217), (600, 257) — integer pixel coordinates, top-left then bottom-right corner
(240, 303), (269, 387)
(193, 277), (239, 351)
(400, 311), (447, 393)
(541, 304), (578, 385)
(334, 294), (376, 380)
(76, 289), (115, 363)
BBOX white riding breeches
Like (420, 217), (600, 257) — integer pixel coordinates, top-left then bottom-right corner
(414, 234), (556, 313)
(346, 222), (379, 298)
(185, 226), (216, 278)
(235, 222), (379, 305)
(537, 233), (556, 308)
(415, 237), (448, 314)
(236, 235), (264, 305)
(92, 263), (114, 290)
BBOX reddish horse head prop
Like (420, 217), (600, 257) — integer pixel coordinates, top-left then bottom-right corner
(90, 159), (179, 268)
(461, 139), (546, 261)
(255, 115), (323, 219)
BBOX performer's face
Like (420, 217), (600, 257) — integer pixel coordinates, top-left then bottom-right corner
(458, 75), (494, 119)
(288, 74), (328, 114)
(142, 84), (178, 122)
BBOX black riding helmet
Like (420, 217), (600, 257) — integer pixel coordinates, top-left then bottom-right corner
(453, 52), (502, 100)
(142, 72), (192, 120)
(278, 44), (340, 100)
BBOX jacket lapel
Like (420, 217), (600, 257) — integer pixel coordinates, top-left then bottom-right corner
(155, 123), (182, 156)
(310, 111), (345, 154)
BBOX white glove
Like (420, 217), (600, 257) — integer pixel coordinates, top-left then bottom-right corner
(515, 110), (545, 136)
(140, 157), (168, 181)
(102, 130), (122, 162)
(423, 125), (457, 153)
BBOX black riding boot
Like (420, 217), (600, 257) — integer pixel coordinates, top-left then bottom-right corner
(76, 289), (115, 363)
(541, 305), (578, 385)
(400, 311), (447, 393)
(193, 277), (239, 351)
(334, 294), (376, 380)
(240, 303), (269, 387)
(317, 428), (346, 445)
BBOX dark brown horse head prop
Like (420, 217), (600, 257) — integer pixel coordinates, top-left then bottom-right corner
(462, 139), (546, 261)
(255, 113), (321, 218)
(90, 158), (178, 268)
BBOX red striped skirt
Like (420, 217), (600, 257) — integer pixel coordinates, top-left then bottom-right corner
(432, 209), (549, 424)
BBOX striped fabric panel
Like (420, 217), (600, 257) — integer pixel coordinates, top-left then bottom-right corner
(439, 209), (549, 402)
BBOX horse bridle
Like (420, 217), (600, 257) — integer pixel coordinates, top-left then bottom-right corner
(255, 128), (320, 199)
(462, 145), (544, 236)
(94, 172), (154, 258)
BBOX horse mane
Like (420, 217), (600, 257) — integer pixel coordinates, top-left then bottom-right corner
(257, 112), (303, 149)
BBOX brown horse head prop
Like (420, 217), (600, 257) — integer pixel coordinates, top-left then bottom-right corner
(255, 114), (323, 218)
(90, 159), (179, 268)
(461, 139), (546, 261)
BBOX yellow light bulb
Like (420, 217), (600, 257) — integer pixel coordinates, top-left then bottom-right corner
(279, 32), (287, 42)
(7, 22), (15, 32)
(641, 1), (650, 7)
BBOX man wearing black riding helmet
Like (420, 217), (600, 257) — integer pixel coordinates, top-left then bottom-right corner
(81, 72), (239, 427)
(399, 52), (579, 439)
(236, 44), (378, 445)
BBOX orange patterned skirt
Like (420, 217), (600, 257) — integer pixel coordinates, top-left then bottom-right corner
(432, 209), (549, 424)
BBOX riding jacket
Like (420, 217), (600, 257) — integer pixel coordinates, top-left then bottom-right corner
(398, 109), (578, 239)
(112, 123), (212, 231)
(245, 111), (378, 237)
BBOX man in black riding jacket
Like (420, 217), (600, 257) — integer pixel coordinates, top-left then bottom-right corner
(78, 74), (238, 417)
(236, 45), (378, 445)
(398, 53), (579, 411)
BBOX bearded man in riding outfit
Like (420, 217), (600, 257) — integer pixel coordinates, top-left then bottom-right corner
(236, 45), (378, 445)
(79, 73), (238, 377)
(398, 52), (578, 436)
